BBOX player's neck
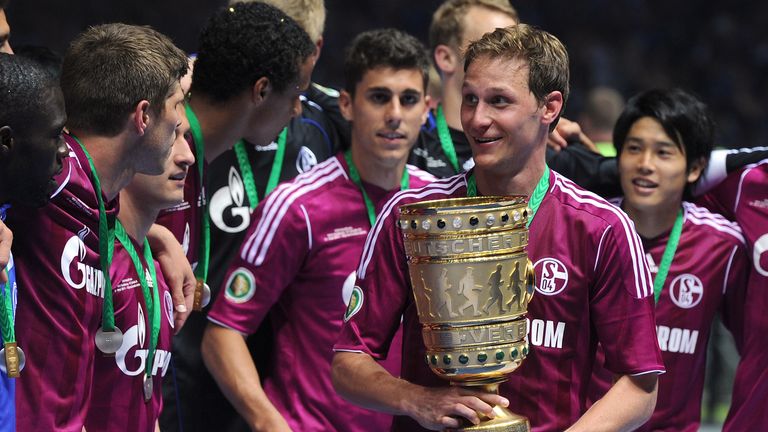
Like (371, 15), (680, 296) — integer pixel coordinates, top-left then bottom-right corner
(474, 146), (547, 199)
(622, 199), (681, 239)
(188, 96), (247, 163)
(350, 143), (407, 191)
(70, 132), (136, 201)
(440, 78), (464, 131)
(117, 191), (159, 244)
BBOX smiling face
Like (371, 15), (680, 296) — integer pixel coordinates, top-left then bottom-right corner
(125, 108), (195, 212)
(340, 66), (429, 169)
(460, 55), (561, 177)
(619, 116), (703, 215)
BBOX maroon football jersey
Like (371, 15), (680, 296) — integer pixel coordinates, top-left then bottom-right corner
(335, 171), (664, 432)
(208, 155), (435, 431)
(590, 200), (748, 431)
(698, 160), (768, 431)
(85, 238), (174, 432)
(7, 134), (118, 431)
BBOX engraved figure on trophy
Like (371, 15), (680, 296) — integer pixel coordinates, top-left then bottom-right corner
(506, 261), (523, 311)
(482, 264), (506, 314)
(457, 267), (483, 317)
(436, 268), (458, 318)
(418, 270), (437, 318)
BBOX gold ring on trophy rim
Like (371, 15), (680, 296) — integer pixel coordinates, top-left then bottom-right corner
(398, 195), (528, 215)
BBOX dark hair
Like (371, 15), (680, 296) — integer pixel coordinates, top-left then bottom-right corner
(191, 2), (315, 103)
(61, 23), (188, 137)
(343, 28), (430, 95)
(613, 88), (714, 174)
(14, 45), (62, 79)
(0, 53), (57, 131)
(0, 0), (9, 10)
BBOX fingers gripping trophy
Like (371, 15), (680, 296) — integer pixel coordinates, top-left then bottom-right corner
(399, 196), (535, 431)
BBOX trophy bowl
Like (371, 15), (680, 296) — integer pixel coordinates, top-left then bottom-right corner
(399, 196), (535, 432)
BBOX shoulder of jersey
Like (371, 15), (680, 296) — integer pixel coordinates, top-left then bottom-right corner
(303, 82), (341, 112)
(265, 156), (348, 203)
(406, 164), (438, 186)
(683, 201), (746, 245)
(549, 171), (640, 228)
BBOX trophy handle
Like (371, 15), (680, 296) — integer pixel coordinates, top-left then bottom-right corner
(523, 259), (535, 306)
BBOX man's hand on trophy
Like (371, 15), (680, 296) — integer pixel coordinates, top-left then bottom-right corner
(404, 386), (510, 430)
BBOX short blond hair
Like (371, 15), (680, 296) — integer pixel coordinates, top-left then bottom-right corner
(464, 24), (569, 128)
(429, 0), (519, 51)
(229, 0), (325, 42)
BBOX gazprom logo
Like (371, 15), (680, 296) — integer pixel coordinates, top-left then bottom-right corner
(210, 167), (251, 233)
(60, 235), (105, 298)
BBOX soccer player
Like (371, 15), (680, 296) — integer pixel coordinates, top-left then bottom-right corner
(202, 28), (436, 431)
(698, 153), (768, 430)
(155, 3), (315, 431)
(589, 89), (749, 431)
(5, 24), (188, 431)
(0, 52), (68, 432)
(85, 108), (195, 432)
(332, 25), (664, 432)
(169, 1), (344, 430)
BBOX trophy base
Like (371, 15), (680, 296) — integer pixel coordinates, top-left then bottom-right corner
(452, 405), (529, 432)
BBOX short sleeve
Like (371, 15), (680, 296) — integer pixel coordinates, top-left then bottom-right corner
(334, 203), (410, 359)
(590, 224), (665, 375)
(207, 193), (309, 335)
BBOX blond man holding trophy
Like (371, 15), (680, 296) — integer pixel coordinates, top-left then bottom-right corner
(332, 25), (664, 432)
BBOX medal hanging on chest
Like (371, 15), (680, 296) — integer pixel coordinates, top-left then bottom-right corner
(73, 136), (122, 356)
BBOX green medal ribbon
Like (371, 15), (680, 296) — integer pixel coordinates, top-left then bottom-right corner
(466, 167), (550, 228)
(0, 206), (14, 347)
(114, 220), (160, 384)
(233, 127), (287, 210)
(344, 149), (409, 227)
(72, 135), (117, 332)
(435, 105), (461, 174)
(0, 282), (14, 345)
(652, 208), (684, 304)
(184, 105), (211, 285)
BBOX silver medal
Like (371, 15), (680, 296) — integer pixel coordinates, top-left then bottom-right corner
(200, 283), (212, 308)
(143, 374), (153, 402)
(95, 327), (124, 354)
(0, 345), (26, 375)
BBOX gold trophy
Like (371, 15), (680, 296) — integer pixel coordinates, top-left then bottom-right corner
(399, 196), (535, 432)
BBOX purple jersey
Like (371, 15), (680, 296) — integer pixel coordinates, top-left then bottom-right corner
(156, 136), (203, 267)
(590, 201), (748, 431)
(85, 239), (174, 432)
(208, 154), (435, 431)
(698, 160), (768, 431)
(6, 134), (117, 431)
(334, 171), (664, 432)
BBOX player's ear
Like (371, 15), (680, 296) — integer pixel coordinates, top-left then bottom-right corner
(434, 44), (458, 76)
(686, 157), (706, 184)
(252, 77), (271, 106)
(131, 100), (151, 136)
(540, 91), (564, 128)
(0, 126), (14, 159)
(339, 90), (354, 122)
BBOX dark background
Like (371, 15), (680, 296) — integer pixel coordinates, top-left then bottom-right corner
(7, 0), (768, 149)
